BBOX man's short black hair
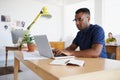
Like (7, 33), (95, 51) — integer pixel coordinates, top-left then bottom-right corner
(75, 8), (90, 15)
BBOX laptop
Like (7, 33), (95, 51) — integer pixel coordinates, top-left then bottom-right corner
(34, 35), (74, 59)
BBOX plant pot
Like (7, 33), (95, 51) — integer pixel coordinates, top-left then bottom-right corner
(27, 43), (35, 52)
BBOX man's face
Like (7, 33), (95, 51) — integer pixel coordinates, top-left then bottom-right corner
(74, 12), (90, 30)
(108, 33), (112, 38)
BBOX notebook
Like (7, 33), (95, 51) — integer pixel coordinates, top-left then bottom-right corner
(34, 35), (75, 59)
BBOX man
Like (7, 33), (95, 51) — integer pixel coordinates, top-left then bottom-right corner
(106, 32), (117, 45)
(106, 32), (116, 59)
(54, 8), (107, 58)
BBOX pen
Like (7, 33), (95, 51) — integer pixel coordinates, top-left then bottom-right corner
(65, 60), (70, 64)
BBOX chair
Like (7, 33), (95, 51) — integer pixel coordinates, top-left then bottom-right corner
(5, 29), (25, 67)
(49, 42), (64, 50)
(11, 29), (25, 45)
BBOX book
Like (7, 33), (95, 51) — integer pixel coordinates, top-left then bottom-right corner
(50, 59), (84, 67)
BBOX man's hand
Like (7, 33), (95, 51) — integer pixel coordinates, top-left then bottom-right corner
(52, 49), (62, 55)
(61, 50), (73, 56)
(52, 49), (73, 56)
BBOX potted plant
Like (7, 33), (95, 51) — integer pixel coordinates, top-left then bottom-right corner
(23, 34), (35, 52)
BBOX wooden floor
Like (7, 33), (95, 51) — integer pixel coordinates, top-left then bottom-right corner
(0, 60), (43, 80)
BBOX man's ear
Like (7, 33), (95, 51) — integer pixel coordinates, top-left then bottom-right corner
(87, 16), (90, 22)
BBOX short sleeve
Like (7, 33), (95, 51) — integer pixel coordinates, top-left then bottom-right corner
(92, 26), (105, 44)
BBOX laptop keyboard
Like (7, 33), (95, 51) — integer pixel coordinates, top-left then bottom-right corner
(54, 53), (67, 57)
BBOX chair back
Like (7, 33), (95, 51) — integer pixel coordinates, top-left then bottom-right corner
(11, 29), (25, 44)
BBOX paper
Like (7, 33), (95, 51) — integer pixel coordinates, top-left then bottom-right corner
(50, 59), (84, 67)
(22, 50), (48, 60)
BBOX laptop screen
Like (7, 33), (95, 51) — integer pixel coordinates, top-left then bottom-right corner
(34, 35), (54, 58)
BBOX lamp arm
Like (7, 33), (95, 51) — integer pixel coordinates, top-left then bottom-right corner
(19, 12), (42, 48)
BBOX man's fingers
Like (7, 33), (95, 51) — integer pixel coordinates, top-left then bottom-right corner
(53, 49), (62, 54)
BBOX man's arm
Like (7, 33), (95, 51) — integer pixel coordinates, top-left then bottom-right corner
(65, 44), (78, 50)
(62, 43), (103, 58)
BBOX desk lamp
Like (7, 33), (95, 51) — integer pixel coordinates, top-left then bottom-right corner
(19, 6), (52, 48)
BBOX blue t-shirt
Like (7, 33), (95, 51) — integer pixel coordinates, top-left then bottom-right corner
(73, 24), (107, 58)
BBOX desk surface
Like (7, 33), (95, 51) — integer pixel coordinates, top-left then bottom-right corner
(106, 44), (120, 46)
(14, 51), (120, 80)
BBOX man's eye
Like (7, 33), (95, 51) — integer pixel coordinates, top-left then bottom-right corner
(73, 18), (82, 22)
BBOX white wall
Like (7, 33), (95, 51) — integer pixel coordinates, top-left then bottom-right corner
(102, 0), (120, 35)
(94, 0), (102, 25)
(0, 0), (62, 46)
(102, 0), (120, 44)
